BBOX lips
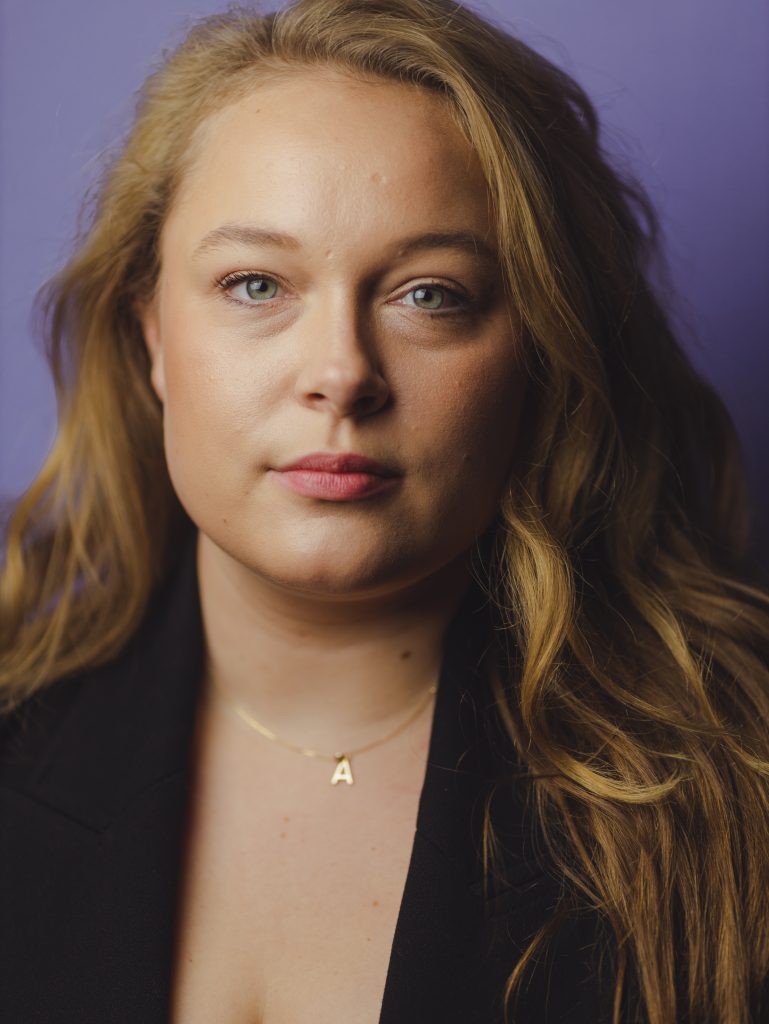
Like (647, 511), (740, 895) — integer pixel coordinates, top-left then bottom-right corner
(279, 453), (398, 476)
(272, 451), (401, 501)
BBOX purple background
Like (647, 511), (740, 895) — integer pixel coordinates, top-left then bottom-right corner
(2, 1), (768, 551)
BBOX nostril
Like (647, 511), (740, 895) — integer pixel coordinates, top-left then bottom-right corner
(356, 393), (385, 415)
(296, 360), (390, 417)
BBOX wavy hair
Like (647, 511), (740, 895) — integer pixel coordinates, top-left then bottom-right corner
(2, 1), (769, 1020)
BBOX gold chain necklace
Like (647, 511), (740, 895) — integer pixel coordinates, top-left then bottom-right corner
(209, 675), (437, 786)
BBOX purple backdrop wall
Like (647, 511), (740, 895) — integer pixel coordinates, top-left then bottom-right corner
(1, 0), (768, 548)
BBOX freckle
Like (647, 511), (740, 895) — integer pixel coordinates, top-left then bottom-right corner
(280, 831), (286, 839)
(372, 899), (380, 907)
(283, 816), (290, 822)
(400, 649), (412, 660)
(370, 846), (376, 852)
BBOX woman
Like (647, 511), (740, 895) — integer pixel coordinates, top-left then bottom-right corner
(1, 0), (768, 1021)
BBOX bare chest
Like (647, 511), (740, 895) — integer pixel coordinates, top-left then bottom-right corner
(169, 711), (432, 1024)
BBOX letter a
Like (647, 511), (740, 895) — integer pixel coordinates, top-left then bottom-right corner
(331, 755), (354, 785)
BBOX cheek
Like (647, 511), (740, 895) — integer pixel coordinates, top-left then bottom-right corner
(418, 348), (525, 482)
(159, 299), (271, 444)
(157, 316), (262, 510)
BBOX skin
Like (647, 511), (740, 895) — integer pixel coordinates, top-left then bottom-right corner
(139, 68), (525, 748)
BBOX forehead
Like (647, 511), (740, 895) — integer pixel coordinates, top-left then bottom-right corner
(167, 68), (493, 245)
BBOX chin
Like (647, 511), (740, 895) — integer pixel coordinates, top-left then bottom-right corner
(199, 518), (410, 599)
(253, 547), (412, 600)
(197, 503), (468, 602)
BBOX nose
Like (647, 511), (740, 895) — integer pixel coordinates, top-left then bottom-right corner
(293, 303), (390, 419)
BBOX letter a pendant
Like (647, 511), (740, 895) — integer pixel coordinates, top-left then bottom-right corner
(330, 754), (354, 786)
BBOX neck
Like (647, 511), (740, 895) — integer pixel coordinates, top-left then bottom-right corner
(195, 531), (472, 752)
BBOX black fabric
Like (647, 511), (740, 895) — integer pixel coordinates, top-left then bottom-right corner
(0, 536), (649, 1022)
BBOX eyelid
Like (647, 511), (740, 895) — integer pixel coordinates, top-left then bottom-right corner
(394, 280), (471, 309)
(217, 270), (285, 297)
(215, 270), (473, 312)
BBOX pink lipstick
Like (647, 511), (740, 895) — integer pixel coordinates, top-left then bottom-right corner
(272, 452), (401, 501)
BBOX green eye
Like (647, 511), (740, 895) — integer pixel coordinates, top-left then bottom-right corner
(411, 285), (446, 310)
(244, 276), (279, 301)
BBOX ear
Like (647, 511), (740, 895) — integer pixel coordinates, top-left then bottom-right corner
(136, 298), (166, 403)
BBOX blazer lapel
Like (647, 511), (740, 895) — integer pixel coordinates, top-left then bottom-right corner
(379, 593), (566, 1024)
(0, 537), (205, 1023)
(378, 574), (625, 1023)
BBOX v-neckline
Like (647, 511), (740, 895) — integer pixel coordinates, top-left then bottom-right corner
(1, 527), (558, 1024)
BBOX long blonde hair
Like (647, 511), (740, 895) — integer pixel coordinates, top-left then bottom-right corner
(2, 1), (769, 1020)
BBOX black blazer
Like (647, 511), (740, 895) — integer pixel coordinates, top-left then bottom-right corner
(0, 537), (655, 1023)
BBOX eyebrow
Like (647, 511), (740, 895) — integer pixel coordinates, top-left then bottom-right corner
(193, 225), (301, 259)
(396, 230), (498, 263)
(192, 224), (499, 263)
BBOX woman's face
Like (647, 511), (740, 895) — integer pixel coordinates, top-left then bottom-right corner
(141, 69), (524, 598)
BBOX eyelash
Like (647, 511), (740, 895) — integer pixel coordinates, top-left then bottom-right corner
(215, 271), (474, 317)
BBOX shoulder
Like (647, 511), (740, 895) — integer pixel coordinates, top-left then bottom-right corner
(0, 535), (204, 825)
(0, 672), (86, 790)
